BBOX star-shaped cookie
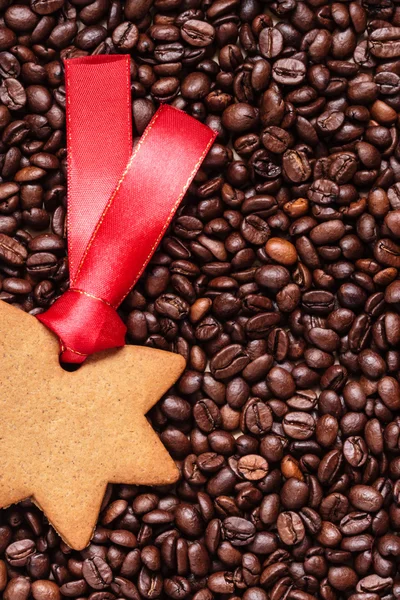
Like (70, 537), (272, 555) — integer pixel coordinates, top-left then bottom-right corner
(0, 301), (185, 550)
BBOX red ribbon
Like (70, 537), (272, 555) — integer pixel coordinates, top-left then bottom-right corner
(38, 56), (216, 363)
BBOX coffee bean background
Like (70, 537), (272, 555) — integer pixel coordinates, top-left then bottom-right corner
(2, 0), (400, 599)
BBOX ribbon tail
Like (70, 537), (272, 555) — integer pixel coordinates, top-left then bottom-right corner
(38, 57), (216, 363)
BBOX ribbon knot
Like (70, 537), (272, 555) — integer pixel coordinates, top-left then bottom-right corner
(39, 290), (126, 363)
(37, 56), (216, 363)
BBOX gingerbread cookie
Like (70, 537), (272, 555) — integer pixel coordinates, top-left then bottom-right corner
(0, 301), (185, 550)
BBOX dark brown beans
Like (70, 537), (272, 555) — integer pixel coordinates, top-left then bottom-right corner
(0, 1), (400, 596)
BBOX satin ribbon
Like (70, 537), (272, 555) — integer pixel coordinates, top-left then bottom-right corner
(38, 55), (216, 363)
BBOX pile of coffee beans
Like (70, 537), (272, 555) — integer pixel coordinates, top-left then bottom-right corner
(3, 0), (400, 599)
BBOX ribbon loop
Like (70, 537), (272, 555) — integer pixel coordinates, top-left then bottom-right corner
(37, 56), (216, 363)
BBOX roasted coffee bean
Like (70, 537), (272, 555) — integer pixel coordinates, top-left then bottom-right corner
(277, 512), (305, 545)
(194, 399), (221, 433)
(328, 566), (358, 592)
(281, 479), (309, 510)
(315, 414), (338, 447)
(266, 367), (295, 400)
(112, 575), (139, 599)
(265, 238), (297, 266)
(0, 52), (20, 80)
(210, 345), (250, 380)
(181, 20), (215, 47)
(175, 504), (204, 538)
(3, 577), (31, 600)
(207, 571), (234, 594)
(222, 103), (259, 134)
(112, 22), (139, 50)
(82, 557), (112, 590)
(340, 512), (372, 536)
(374, 238), (400, 268)
(261, 127), (290, 155)
(256, 265), (290, 292)
(349, 486), (384, 513)
(237, 455), (269, 481)
(0, 78), (26, 110)
(273, 59), (306, 85)
(241, 398), (273, 435)
(377, 376), (400, 410)
(282, 150), (311, 184)
(0, 234), (27, 266)
(318, 449), (343, 485)
(308, 179), (339, 205)
(222, 517), (256, 546)
(343, 436), (368, 467)
(283, 412), (315, 440)
(369, 28), (400, 59)
(155, 294), (189, 320)
(31, 580), (60, 600)
(259, 28), (283, 59)
(6, 539), (36, 567)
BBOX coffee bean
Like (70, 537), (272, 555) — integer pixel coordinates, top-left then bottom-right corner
(0, 234), (27, 266)
(266, 367), (295, 400)
(377, 376), (400, 410)
(82, 557), (112, 590)
(112, 22), (139, 50)
(31, 0), (64, 15)
(175, 504), (204, 537)
(241, 398), (273, 436)
(0, 78), (26, 110)
(282, 150), (311, 184)
(246, 312), (280, 339)
(193, 399), (221, 433)
(265, 238), (297, 266)
(277, 512), (305, 545)
(155, 294), (189, 320)
(349, 485), (384, 513)
(357, 575), (393, 594)
(259, 28), (284, 59)
(273, 58), (306, 85)
(261, 126), (290, 154)
(374, 238), (400, 268)
(283, 412), (315, 440)
(315, 415), (337, 449)
(111, 575), (139, 599)
(317, 110), (345, 136)
(310, 221), (346, 245)
(6, 539), (35, 567)
(210, 344), (250, 380)
(222, 517), (256, 546)
(328, 566), (358, 592)
(308, 179), (339, 205)
(237, 455), (269, 481)
(207, 571), (234, 594)
(31, 581), (60, 600)
(281, 478), (309, 510)
(340, 512), (372, 536)
(369, 27), (400, 59)
(343, 436), (368, 467)
(0, 52), (20, 80)
(181, 20), (215, 47)
(239, 218), (267, 248)
(3, 577), (31, 600)
(222, 103), (259, 134)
